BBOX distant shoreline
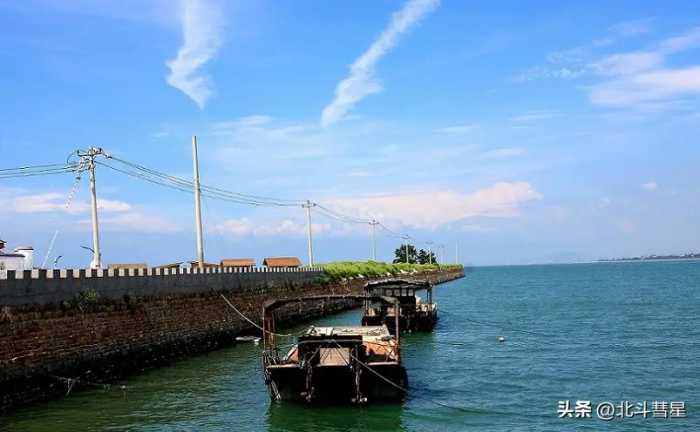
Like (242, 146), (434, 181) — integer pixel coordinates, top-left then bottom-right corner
(598, 256), (700, 263)
(468, 258), (700, 267)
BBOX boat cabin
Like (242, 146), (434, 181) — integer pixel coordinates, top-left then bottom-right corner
(362, 279), (438, 333)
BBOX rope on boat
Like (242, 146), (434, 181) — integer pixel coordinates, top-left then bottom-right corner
(330, 339), (478, 414)
(48, 374), (128, 399)
(220, 294), (296, 338)
(219, 295), (493, 413)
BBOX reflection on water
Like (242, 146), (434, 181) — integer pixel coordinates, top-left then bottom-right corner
(267, 402), (404, 432)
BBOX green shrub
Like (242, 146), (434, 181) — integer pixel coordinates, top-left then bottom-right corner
(319, 261), (462, 282)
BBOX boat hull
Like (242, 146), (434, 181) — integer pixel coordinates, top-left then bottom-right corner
(266, 363), (407, 404)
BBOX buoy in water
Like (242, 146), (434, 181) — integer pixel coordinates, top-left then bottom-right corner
(497, 336), (506, 343)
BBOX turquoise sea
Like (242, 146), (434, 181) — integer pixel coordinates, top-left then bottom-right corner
(3, 261), (699, 431)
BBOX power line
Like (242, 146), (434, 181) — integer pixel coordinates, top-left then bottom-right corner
(0, 152), (439, 256)
(0, 163), (71, 172)
(0, 164), (79, 179)
(108, 156), (302, 207)
(103, 155), (431, 244)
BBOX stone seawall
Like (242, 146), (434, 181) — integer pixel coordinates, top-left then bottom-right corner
(0, 268), (464, 412)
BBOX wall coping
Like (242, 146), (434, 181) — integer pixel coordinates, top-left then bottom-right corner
(0, 266), (322, 281)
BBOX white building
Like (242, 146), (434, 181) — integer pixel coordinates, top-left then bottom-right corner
(0, 240), (34, 272)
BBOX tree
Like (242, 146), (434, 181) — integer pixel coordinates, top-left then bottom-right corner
(393, 244), (417, 264)
(417, 249), (438, 264)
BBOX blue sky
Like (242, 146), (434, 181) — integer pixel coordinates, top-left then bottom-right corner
(1, 0), (699, 267)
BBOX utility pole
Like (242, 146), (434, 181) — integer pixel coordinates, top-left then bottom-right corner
(426, 241), (434, 265)
(76, 147), (108, 269)
(369, 219), (378, 261)
(192, 136), (204, 271)
(403, 236), (410, 264)
(302, 200), (316, 266)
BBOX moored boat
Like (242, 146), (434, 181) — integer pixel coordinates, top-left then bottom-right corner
(361, 279), (438, 333)
(262, 295), (407, 404)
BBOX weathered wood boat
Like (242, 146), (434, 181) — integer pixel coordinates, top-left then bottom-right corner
(361, 279), (438, 333)
(262, 295), (407, 404)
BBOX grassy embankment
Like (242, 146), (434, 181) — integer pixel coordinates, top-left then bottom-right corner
(318, 261), (463, 283)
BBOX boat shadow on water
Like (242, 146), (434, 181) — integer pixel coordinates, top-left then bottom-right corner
(266, 401), (406, 432)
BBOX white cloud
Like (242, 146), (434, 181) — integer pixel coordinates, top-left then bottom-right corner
(213, 217), (331, 238)
(328, 182), (542, 229)
(589, 66), (700, 107)
(209, 115), (329, 162)
(320, 0), (439, 127)
(598, 197), (612, 208)
(166, 0), (223, 109)
(95, 212), (181, 233)
(12, 193), (132, 214)
(433, 124), (477, 134)
(461, 224), (496, 233)
(607, 18), (654, 38)
(518, 26), (700, 109)
(591, 51), (664, 76)
(8, 191), (179, 233)
(513, 18), (653, 82)
(642, 181), (658, 191)
(481, 147), (525, 159)
(513, 65), (584, 82)
(510, 110), (558, 123)
(151, 130), (170, 138)
(658, 26), (700, 54)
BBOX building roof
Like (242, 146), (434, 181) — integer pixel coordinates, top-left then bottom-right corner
(108, 263), (148, 270)
(189, 260), (219, 268)
(263, 257), (302, 267)
(221, 258), (256, 267)
(154, 262), (183, 269)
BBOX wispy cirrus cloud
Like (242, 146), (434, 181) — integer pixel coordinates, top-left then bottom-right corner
(510, 110), (559, 123)
(166, 0), (224, 109)
(433, 124), (477, 134)
(320, 0), (439, 127)
(513, 18), (654, 82)
(642, 181), (658, 191)
(516, 22), (700, 110)
(209, 115), (329, 161)
(481, 147), (526, 159)
(588, 27), (700, 108)
(589, 66), (700, 107)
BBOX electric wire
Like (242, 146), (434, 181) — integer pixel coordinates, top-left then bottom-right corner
(0, 165), (79, 179)
(0, 153), (439, 249)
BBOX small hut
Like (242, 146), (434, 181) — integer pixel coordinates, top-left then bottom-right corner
(154, 262), (183, 270)
(220, 258), (256, 269)
(189, 260), (219, 269)
(263, 257), (302, 269)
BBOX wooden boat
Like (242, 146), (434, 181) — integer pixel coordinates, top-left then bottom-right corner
(361, 279), (438, 333)
(262, 295), (407, 404)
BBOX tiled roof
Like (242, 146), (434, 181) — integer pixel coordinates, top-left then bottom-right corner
(263, 257), (302, 267)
